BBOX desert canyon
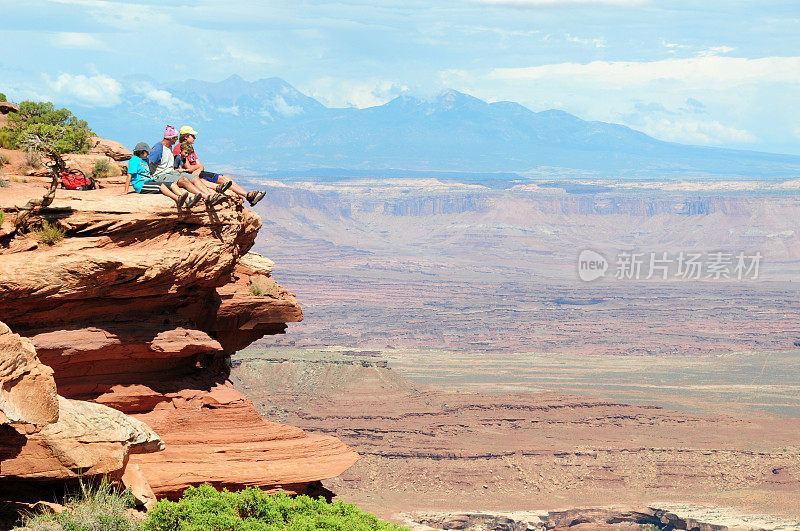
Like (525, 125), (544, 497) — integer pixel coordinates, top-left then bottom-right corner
(1, 134), (800, 530)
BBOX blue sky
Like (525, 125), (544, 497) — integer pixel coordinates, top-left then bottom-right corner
(1, 0), (799, 154)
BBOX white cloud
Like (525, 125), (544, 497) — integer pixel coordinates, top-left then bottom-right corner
(467, 0), (648, 6)
(135, 85), (193, 112)
(44, 72), (122, 107)
(270, 96), (303, 118)
(50, 32), (105, 50)
(564, 33), (606, 48)
(489, 56), (800, 88)
(662, 41), (689, 50)
(305, 78), (409, 108)
(641, 117), (757, 145)
(697, 45), (735, 57)
(218, 105), (240, 116)
(207, 45), (273, 65)
(47, 0), (169, 29)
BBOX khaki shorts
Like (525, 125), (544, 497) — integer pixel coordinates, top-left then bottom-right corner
(152, 171), (183, 185)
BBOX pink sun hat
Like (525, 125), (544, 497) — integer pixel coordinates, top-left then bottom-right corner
(164, 125), (179, 139)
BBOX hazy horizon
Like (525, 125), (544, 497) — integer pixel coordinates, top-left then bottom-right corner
(2, 0), (799, 156)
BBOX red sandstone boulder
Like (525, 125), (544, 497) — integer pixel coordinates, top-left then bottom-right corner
(2, 396), (164, 479)
(87, 137), (132, 162)
(0, 321), (58, 427)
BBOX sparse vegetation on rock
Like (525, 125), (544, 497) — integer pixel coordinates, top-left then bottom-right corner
(143, 485), (406, 531)
(30, 220), (65, 245)
(0, 101), (93, 154)
(92, 157), (113, 179)
(16, 479), (139, 531)
(23, 149), (42, 171)
(249, 282), (265, 297)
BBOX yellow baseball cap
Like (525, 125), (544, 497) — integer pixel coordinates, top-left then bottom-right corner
(179, 125), (198, 136)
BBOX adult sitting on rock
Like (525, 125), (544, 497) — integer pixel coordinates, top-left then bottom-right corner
(175, 125), (266, 207)
(123, 142), (197, 207)
(174, 141), (231, 198)
(148, 125), (225, 207)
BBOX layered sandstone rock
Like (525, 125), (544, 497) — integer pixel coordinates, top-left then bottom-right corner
(0, 320), (162, 499)
(0, 179), (358, 501)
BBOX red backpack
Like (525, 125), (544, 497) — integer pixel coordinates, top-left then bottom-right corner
(60, 169), (96, 191)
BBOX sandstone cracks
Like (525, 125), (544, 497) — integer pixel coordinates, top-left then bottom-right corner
(0, 182), (358, 503)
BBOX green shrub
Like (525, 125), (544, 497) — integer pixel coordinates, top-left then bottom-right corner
(0, 210), (5, 225)
(30, 220), (65, 245)
(17, 478), (138, 531)
(0, 100), (93, 154)
(92, 157), (112, 179)
(0, 152), (8, 167)
(0, 129), (13, 149)
(0, 93), (6, 103)
(249, 282), (265, 297)
(143, 484), (406, 531)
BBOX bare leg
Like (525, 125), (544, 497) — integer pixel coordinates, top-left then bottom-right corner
(159, 183), (181, 201)
(192, 174), (216, 195)
(219, 175), (248, 198)
(178, 176), (212, 199)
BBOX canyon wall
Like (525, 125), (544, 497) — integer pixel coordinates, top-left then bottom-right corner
(0, 179), (358, 504)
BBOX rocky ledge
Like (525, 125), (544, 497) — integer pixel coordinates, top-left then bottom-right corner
(0, 177), (358, 506)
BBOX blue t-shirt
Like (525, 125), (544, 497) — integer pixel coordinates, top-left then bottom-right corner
(128, 155), (152, 193)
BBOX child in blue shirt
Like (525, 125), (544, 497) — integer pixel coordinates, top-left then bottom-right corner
(123, 142), (201, 207)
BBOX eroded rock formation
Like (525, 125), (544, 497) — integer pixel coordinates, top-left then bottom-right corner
(0, 320), (161, 504)
(0, 180), (358, 502)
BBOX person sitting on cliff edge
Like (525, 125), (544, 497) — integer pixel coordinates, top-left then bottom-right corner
(173, 141), (230, 198)
(148, 125), (225, 207)
(174, 125), (266, 207)
(123, 142), (196, 207)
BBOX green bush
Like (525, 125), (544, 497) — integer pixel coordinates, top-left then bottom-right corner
(0, 130), (14, 150)
(249, 282), (265, 297)
(30, 220), (65, 245)
(1, 101), (93, 154)
(143, 485), (406, 531)
(0, 210), (5, 225)
(92, 157), (112, 179)
(17, 478), (138, 531)
(0, 152), (8, 167)
(0, 93), (6, 103)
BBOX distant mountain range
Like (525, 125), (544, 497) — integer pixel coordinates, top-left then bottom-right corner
(75, 75), (800, 178)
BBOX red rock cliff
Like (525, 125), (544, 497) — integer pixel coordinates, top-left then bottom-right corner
(0, 178), (359, 504)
